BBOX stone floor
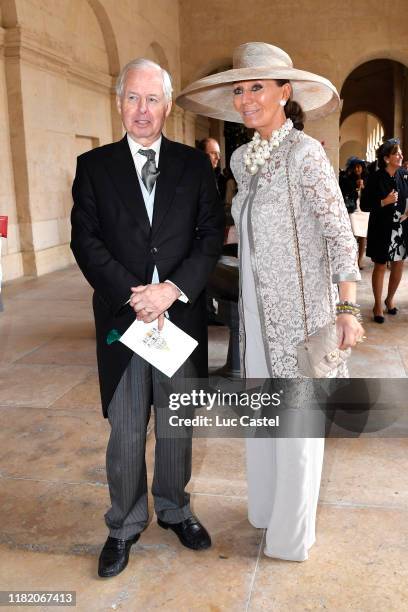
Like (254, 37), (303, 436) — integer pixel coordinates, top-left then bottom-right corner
(0, 258), (407, 611)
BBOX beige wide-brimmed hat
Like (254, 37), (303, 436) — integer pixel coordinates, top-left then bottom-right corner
(176, 42), (340, 122)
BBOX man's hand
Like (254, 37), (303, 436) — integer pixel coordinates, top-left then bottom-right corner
(129, 283), (181, 328)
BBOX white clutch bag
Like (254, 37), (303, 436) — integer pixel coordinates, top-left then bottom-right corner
(296, 320), (350, 378)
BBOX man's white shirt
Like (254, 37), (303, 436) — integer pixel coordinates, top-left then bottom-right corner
(126, 134), (188, 304)
(127, 133), (161, 179)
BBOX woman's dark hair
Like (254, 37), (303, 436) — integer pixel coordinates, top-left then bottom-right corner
(275, 79), (305, 131)
(346, 157), (366, 175)
(376, 138), (400, 170)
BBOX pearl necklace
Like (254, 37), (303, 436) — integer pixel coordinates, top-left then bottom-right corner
(244, 118), (293, 175)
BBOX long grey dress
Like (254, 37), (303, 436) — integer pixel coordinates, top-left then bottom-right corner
(231, 128), (360, 561)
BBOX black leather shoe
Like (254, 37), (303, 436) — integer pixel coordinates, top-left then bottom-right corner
(373, 308), (385, 324)
(157, 516), (211, 550)
(98, 534), (140, 578)
(385, 299), (398, 315)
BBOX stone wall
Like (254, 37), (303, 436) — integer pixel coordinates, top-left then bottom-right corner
(2, 0), (408, 281)
(0, 20), (22, 279)
(179, 0), (408, 168)
(0, 0), (182, 281)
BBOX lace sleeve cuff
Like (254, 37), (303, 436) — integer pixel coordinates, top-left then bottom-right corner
(332, 271), (361, 283)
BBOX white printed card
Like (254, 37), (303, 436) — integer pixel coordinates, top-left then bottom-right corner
(119, 318), (198, 377)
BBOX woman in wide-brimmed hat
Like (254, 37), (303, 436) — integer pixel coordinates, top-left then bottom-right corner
(178, 42), (364, 562)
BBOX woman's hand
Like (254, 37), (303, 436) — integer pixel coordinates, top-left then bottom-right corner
(336, 313), (365, 349)
(381, 190), (398, 206)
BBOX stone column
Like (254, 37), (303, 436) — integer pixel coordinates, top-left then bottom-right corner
(209, 118), (225, 168)
(183, 110), (196, 147)
(3, 25), (114, 278)
(0, 25), (23, 282)
(111, 84), (124, 142)
(403, 67), (408, 160)
(195, 115), (210, 143)
(305, 108), (341, 172)
(3, 27), (37, 276)
(393, 63), (404, 144)
(165, 106), (184, 143)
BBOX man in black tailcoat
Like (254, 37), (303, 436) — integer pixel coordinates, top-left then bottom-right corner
(71, 58), (223, 578)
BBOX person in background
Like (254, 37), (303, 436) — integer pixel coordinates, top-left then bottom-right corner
(361, 138), (408, 323)
(221, 167), (238, 254)
(197, 137), (226, 200)
(198, 137), (221, 170)
(339, 157), (369, 269)
(197, 137), (230, 321)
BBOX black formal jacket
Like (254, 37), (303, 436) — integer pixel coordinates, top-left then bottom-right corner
(71, 135), (224, 416)
(360, 167), (408, 262)
(339, 170), (368, 212)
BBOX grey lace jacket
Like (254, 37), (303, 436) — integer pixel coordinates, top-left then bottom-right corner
(230, 128), (360, 378)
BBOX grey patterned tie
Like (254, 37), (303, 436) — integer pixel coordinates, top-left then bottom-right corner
(138, 149), (160, 193)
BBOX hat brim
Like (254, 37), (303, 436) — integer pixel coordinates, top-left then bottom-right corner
(347, 158), (366, 167)
(176, 66), (340, 122)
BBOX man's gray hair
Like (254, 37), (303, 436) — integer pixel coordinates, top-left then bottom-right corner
(115, 58), (173, 102)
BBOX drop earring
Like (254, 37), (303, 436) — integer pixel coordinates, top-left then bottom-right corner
(279, 99), (287, 107)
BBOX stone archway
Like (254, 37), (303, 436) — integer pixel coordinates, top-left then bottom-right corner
(86, 0), (120, 76)
(145, 41), (170, 72)
(340, 112), (385, 168)
(338, 48), (408, 93)
(86, 0), (121, 140)
(340, 59), (408, 159)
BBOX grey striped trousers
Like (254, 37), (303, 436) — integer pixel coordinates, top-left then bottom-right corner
(105, 353), (195, 539)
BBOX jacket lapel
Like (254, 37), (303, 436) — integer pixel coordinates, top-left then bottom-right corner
(104, 136), (151, 237)
(152, 136), (187, 238)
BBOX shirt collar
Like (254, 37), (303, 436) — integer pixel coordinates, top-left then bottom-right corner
(127, 134), (162, 161)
